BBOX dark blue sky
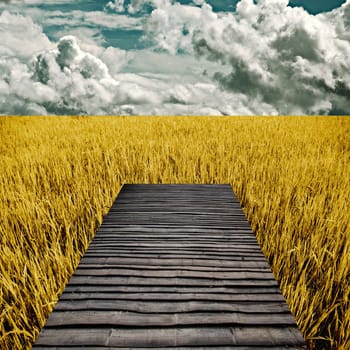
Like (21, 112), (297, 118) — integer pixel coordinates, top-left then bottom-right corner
(288, 0), (346, 14)
(207, 0), (347, 13)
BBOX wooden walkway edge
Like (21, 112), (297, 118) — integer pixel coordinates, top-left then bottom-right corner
(33, 184), (307, 349)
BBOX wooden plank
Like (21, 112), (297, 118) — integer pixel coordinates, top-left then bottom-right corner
(90, 238), (257, 243)
(63, 285), (282, 294)
(35, 327), (305, 347)
(96, 227), (253, 233)
(79, 253), (267, 261)
(100, 224), (253, 230)
(82, 253), (267, 260)
(54, 300), (290, 313)
(91, 235), (258, 241)
(76, 264), (271, 272)
(87, 243), (263, 250)
(79, 256), (270, 268)
(45, 310), (297, 327)
(34, 347), (307, 350)
(59, 292), (285, 302)
(34, 184), (306, 349)
(83, 251), (266, 258)
(85, 248), (264, 255)
(33, 346), (306, 350)
(84, 248), (265, 255)
(71, 268), (274, 280)
(67, 275), (279, 286)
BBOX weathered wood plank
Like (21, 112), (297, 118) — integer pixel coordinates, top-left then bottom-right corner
(83, 252), (266, 259)
(35, 345), (306, 350)
(67, 275), (279, 286)
(100, 226), (254, 231)
(91, 235), (258, 241)
(87, 244), (263, 250)
(82, 253), (267, 260)
(79, 256), (270, 268)
(85, 248), (264, 255)
(35, 327), (305, 347)
(45, 310), (297, 327)
(34, 347), (307, 350)
(84, 249), (265, 256)
(76, 264), (271, 272)
(97, 227), (253, 233)
(71, 268), (274, 280)
(54, 300), (290, 313)
(59, 292), (285, 302)
(63, 285), (282, 294)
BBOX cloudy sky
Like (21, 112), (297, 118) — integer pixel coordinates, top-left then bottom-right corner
(0, 0), (349, 115)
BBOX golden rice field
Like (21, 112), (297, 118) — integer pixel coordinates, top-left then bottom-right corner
(0, 116), (349, 349)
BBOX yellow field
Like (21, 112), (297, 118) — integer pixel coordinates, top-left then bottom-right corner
(0, 116), (349, 349)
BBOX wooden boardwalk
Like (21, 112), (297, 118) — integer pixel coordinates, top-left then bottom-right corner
(34, 184), (306, 349)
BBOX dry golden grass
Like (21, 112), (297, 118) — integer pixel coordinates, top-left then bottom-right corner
(0, 116), (349, 349)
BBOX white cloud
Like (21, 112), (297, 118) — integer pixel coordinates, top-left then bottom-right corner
(106, 0), (155, 14)
(51, 27), (106, 55)
(17, 8), (142, 30)
(0, 30), (276, 115)
(82, 10), (142, 30)
(124, 49), (227, 80)
(0, 11), (53, 59)
(143, 0), (216, 54)
(0, 57), (58, 114)
(100, 46), (133, 75)
(142, 0), (350, 114)
(106, 0), (126, 13)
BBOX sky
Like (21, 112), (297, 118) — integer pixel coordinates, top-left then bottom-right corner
(0, 0), (349, 115)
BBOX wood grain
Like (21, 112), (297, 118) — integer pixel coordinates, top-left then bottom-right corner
(33, 184), (306, 349)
